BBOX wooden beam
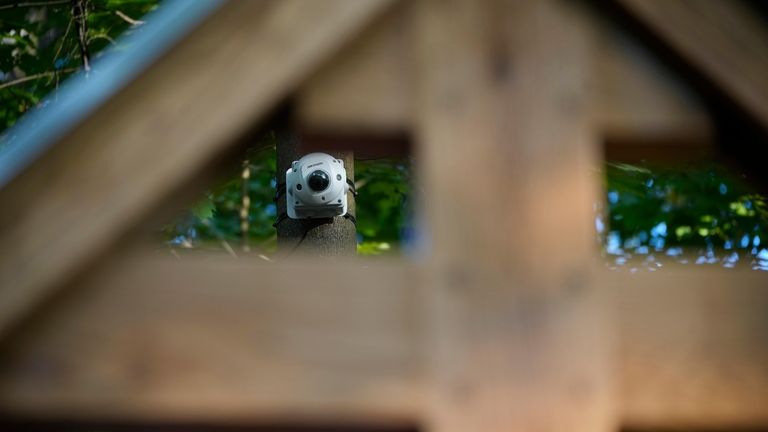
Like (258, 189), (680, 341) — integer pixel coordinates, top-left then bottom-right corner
(0, 254), (423, 425)
(1, 252), (767, 428)
(604, 266), (768, 429)
(296, 0), (731, 156)
(614, 0), (768, 132)
(0, 0), (395, 339)
(297, 0), (723, 153)
(297, 1), (415, 136)
(594, 16), (714, 153)
(415, 0), (614, 430)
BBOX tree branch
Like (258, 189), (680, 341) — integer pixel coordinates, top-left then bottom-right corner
(240, 159), (251, 252)
(71, 0), (90, 73)
(114, 10), (144, 26)
(0, 0), (70, 11)
(0, 68), (78, 91)
(52, 17), (74, 65)
(87, 34), (116, 46)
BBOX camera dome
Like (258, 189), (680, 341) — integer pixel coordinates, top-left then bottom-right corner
(307, 170), (330, 192)
(286, 153), (348, 219)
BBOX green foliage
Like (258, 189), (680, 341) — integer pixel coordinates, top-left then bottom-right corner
(163, 151), (414, 256)
(354, 158), (411, 255)
(163, 139), (278, 253)
(171, 156), (767, 260)
(0, 0), (159, 137)
(604, 161), (768, 252)
(356, 240), (393, 256)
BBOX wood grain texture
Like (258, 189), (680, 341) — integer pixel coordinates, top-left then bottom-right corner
(0, 0), (395, 339)
(297, 1), (416, 135)
(2, 252), (767, 429)
(604, 267), (768, 429)
(297, 0), (720, 147)
(0, 253), (423, 425)
(594, 16), (713, 148)
(415, 0), (614, 430)
(1, 0), (765, 429)
(615, 0), (768, 132)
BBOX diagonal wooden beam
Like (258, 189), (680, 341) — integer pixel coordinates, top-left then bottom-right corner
(297, 1), (417, 136)
(614, 0), (768, 132)
(0, 0), (395, 339)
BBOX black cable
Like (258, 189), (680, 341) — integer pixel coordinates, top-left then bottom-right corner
(272, 212), (289, 228)
(346, 178), (358, 197)
(343, 212), (357, 225)
(285, 228), (310, 257)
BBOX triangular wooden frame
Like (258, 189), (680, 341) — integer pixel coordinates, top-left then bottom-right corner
(0, 0), (767, 430)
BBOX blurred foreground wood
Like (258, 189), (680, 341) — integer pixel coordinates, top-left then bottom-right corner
(415, 0), (612, 430)
(0, 256), (766, 430)
(615, 0), (768, 131)
(613, 268), (768, 429)
(0, 255), (423, 424)
(1, 0), (767, 431)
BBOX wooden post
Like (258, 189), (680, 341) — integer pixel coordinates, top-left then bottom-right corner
(416, 0), (614, 430)
(275, 114), (357, 256)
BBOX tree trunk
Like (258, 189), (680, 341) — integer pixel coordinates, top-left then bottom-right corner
(275, 120), (356, 257)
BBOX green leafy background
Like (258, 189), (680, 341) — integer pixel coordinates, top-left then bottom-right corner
(0, 0), (157, 134)
(162, 144), (414, 257)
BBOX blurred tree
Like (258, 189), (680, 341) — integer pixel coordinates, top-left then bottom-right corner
(603, 162), (768, 256)
(354, 158), (412, 255)
(162, 138), (278, 256)
(166, 155), (768, 262)
(162, 144), (413, 258)
(0, 0), (158, 135)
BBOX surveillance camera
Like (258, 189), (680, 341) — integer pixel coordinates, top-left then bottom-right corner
(286, 152), (349, 219)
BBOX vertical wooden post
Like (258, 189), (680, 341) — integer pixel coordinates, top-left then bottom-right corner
(416, 0), (614, 430)
(275, 114), (357, 256)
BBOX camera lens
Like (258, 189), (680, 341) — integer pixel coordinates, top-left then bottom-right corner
(307, 170), (330, 192)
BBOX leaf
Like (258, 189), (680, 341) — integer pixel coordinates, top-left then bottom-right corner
(191, 196), (215, 221)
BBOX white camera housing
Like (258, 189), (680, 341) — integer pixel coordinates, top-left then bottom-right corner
(286, 152), (349, 219)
